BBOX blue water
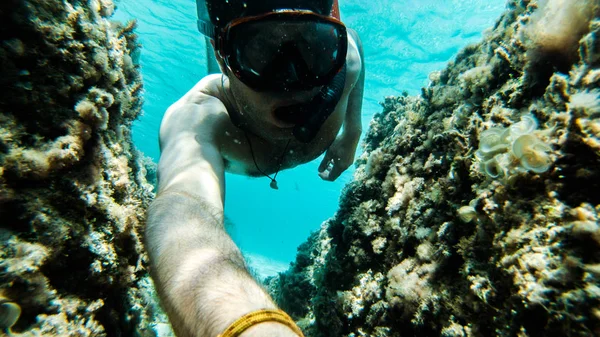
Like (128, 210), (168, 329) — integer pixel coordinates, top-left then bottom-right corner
(114, 0), (506, 276)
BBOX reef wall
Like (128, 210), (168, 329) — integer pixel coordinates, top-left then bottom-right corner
(0, 0), (159, 335)
(270, 0), (600, 336)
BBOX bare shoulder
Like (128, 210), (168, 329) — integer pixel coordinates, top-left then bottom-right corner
(159, 74), (228, 148)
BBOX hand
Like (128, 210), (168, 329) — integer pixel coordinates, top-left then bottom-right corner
(318, 132), (360, 181)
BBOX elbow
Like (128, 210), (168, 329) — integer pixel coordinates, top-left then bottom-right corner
(145, 194), (174, 262)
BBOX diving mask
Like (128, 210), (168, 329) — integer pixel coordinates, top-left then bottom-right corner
(199, 9), (348, 92)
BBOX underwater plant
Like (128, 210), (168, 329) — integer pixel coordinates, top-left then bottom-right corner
(475, 114), (553, 180)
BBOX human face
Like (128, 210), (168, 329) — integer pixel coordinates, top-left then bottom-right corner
(223, 69), (320, 140)
(215, 10), (347, 92)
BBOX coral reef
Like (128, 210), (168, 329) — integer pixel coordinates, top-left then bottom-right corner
(269, 0), (600, 336)
(0, 0), (160, 335)
(475, 114), (553, 179)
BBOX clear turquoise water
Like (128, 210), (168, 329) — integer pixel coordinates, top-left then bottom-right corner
(114, 0), (506, 277)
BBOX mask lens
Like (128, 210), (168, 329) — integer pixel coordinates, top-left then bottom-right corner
(223, 13), (347, 91)
(296, 21), (344, 76)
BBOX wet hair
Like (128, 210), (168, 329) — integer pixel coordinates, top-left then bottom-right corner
(205, 0), (334, 27)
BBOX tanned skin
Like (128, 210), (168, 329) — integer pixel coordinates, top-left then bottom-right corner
(145, 29), (365, 337)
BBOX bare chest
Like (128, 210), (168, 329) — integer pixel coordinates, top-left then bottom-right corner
(217, 110), (344, 176)
(217, 128), (328, 177)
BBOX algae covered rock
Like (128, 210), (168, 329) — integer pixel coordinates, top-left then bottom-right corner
(0, 0), (159, 335)
(271, 1), (600, 336)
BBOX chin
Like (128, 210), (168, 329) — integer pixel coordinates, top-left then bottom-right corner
(261, 125), (295, 141)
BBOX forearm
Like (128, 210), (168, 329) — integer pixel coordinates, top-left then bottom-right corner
(145, 190), (285, 337)
(343, 66), (363, 139)
(343, 95), (362, 139)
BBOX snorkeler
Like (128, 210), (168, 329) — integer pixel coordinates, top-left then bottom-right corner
(145, 0), (364, 336)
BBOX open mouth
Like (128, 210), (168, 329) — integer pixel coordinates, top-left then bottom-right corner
(272, 101), (313, 127)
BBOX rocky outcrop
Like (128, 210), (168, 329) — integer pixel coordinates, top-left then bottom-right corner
(0, 0), (159, 335)
(270, 1), (600, 336)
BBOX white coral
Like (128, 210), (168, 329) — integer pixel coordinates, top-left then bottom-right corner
(475, 114), (554, 179)
(569, 89), (600, 116)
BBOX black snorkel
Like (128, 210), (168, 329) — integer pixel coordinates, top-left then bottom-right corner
(274, 65), (346, 143)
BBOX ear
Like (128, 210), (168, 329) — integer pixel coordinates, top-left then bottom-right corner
(214, 52), (228, 74)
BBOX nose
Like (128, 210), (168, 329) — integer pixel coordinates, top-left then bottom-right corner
(272, 59), (300, 87)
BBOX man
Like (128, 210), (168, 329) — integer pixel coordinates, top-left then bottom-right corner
(145, 0), (364, 336)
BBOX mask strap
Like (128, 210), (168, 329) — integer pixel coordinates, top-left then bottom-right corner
(196, 0), (215, 38)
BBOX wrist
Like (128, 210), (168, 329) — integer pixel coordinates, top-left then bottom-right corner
(218, 309), (303, 337)
(239, 322), (300, 337)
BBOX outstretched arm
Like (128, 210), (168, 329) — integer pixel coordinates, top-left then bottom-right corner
(319, 28), (365, 181)
(145, 93), (299, 337)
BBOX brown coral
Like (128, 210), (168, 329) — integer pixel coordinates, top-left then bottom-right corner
(270, 1), (600, 336)
(0, 0), (158, 335)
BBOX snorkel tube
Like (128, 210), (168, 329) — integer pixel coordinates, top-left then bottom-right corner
(275, 65), (346, 143)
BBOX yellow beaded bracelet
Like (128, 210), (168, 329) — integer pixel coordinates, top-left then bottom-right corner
(217, 309), (304, 337)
